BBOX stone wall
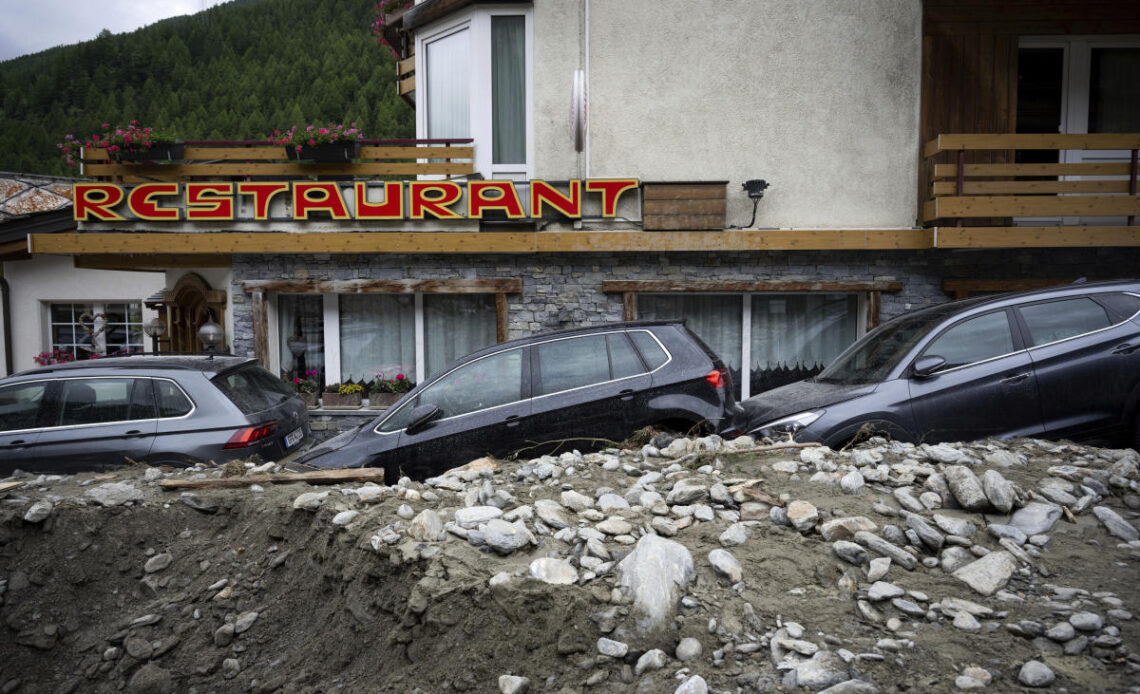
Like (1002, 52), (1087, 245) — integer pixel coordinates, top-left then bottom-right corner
(230, 247), (1140, 360)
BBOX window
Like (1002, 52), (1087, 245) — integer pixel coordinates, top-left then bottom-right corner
(629, 331), (669, 370)
(212, 366), (294, 415)
(274, 293), (498, 387)
(1019, 298), (1112, 346)
(537, 335), (611, 396)
(0, 382), (47, 432)
(417, 8), (532, 179)
(922, 311), (1015, 370)
(609, 334), (646, 380)
(49, 303), (144, 359)
(638, 293), (863, 398)
(156, 379), (193, 418)
(56, 378), (154, 427)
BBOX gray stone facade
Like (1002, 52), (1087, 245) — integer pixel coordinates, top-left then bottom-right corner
(230, 246), (1140, 361)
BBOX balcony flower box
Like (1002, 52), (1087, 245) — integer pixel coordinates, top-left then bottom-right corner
(322, 383), (364, 409)
(285, 141), (362, 163)
(113, 142), (185, 163)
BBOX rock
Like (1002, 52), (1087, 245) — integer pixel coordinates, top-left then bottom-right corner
(455, 505), (503, 528)
(708, 549), (742, 582)
(483, 519), (533, 555)
(144, 553), (172, 573)
(529, 558), (578, 585)
(213, 623), (235, 647)
(854, 531), (917, 570)
(616, 534), (695, 642)
(560, 490), (593, 511)
(597, 493), (630, 512)
(292, 491), (328, 510)
(674, 675), (708, 694)
(818, 682), (880, 694)
(943, 466), (988, 511)
(408, 509), (445, 542)
(893, 488), (926, 513)
(985, 450), (1024, 468)
(221, 658), (241, 679)
(332, 510), (358, 526)
(867, 581), (904, 601)
(953, 611), (981, 632)
(1018, 660), (1055, 687)
(126, 664), (173, 694)
(179, 492), (220, 513)
(923, 444), (969, 464)
(23, 501), (52, 523)
(940, 546), (972, 574)
(833, 541), (868, 566)
(597, 517), (634, 535)
(1091, 506), (1138, 542)
(534, 499), (573, 529)
(904, 513), (945, 551)
(234, 611), (258, 634)
(953, 551), (1017, 596)
(1045, 622), (1075, 642)
(787, 500), (819, 532)
(86, 482), (143, 507)
(675, 637), (703, 661)
(498, 675), (530, 694)
(772, 460), (800, 473)
(792, 650), (851, 690)
(820, 516), (877, 542)
(666, 479), (708, 505)
(1009, 502), (1062, 535)
(840, 471), (865, 494)
(597, 637), (628, 658)
(982, 470), (1015, 513)
(1069, 611), (1103, 631)
(866, 557), (891, 582)
(124, 636), (153, 660)
(635, 648), (667, 674)
(987, 524), (1028, 546)
(719, 523), (749, 546)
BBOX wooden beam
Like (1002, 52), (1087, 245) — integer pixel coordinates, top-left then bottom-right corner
(934, 226), (1140, 248)
(250, 290), (269, 368)
(237, 278), (522, 294)
(924, 133), (1140, 158)
(932, 162), (1132, 179)
(30, 230), (935, 255)
(159, 467), (386, 489)
(74, 254), (231, 270)
(0, 240), (27, 256)
(85, 145), (471, 161)
(399, 75), (416, 95)
(602, 280), (904, 293)
(622, 292), (637, 321)
(397, 55), (415, 76)
(83, 161), (472, 178)
(925, 195), (1140, 222)
(931, 179), (1133, 196)
(495, 293), (509, 342)
(867, 291), (881, 332)
(642, 185), (726, 200)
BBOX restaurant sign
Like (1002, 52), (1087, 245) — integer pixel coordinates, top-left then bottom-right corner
(72, 179), (639, 222)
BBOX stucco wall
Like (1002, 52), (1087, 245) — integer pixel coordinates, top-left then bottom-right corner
(1, 255), (165, 375)
(532, 0), (923, 230)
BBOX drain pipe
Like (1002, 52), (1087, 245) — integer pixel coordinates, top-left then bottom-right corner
(0, 276), (11, 376)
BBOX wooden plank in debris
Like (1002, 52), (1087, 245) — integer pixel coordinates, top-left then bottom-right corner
(159, 467), (385, 490)
(0, 481), (26, 495)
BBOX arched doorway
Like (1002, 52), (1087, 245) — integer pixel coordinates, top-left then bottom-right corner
(151, 274), (226, 353)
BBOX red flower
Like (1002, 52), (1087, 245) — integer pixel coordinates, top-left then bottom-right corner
(396, 374), (405, 380)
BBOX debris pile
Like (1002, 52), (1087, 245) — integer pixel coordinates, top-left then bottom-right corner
(1, 433), (1139, 693)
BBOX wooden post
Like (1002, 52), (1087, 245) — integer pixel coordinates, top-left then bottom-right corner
(495, 293), (509, 342)
(623, 292), (637, 321)
(867, 291), (881, 332)
(250, 290), (269, 367)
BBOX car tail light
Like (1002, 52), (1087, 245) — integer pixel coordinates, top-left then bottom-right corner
(705, 368), (731, 390)
(224, 422), (278, 449)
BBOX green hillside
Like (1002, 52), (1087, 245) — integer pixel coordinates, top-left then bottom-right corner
(0, 0), (413, 176)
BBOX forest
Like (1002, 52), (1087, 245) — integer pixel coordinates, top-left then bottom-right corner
(0, 0), (413, 176)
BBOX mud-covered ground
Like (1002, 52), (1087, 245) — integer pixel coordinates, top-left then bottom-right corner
(1, 434), (1138, 694)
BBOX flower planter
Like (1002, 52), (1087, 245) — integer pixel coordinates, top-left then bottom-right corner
(285, 141), (362, 163)
(368, 393), (401, 409)
(299, 392), (319, 409)
(113, 142), (185, 163)
(321, 392), (362, 409)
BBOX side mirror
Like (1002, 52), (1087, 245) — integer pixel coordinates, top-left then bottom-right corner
(911, 355), (946, 378)
(405, 404), (443, 435)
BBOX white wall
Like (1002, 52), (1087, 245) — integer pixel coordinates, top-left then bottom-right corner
(532, 0), (923, 230)
(2, 255), (166, 375)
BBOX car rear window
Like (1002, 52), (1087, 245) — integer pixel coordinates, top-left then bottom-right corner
(609, 333), (646, 379)
(1094, 292), (1140, 321)
(155, 379), (193, 418)
(537, 335), (611, 395)
(1019, 298), (1112, 346)
(0, 382), (47, 432)
(212, 366), (294, 415)
(629, 331), (668, 370)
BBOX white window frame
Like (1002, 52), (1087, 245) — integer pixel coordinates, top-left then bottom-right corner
(415, 5), (535, 180)
(44, 301), (145, 359)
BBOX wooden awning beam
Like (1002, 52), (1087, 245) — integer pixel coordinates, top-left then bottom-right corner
(602, 280), (904, 293)
(237, 278), (521, 294)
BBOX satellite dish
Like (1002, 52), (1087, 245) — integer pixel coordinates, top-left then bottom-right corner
(571, 69), (587, 153)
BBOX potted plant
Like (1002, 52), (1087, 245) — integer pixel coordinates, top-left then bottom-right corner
(59, 121), (182, 166)
(367, 372), (414, 409)
(269, 123), (364, 163)
(372, 0), (414, 59)
(287, 370), (320, 409)
(322, 381), (364, 409)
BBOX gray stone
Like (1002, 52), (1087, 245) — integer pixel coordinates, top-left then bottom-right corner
(124, 636), (153, 660)
(528, 558), (578, 585)
(1069, 611), (1103, 632)
(832, 541), (868, 566)
(498, 675), (531, 694)
(952, 551), (1017, 596)
(455, 505), (503, 528)
(23, 501), (52, 523)
(666, 479), (709, 505)
(292, 491), (328, 510)
(617, 534), (695, 641)
(597, 517), (634, 535)
(818, 681), (880, 694)
(534, 499), (573, 529)
(708, 549), (742, 582)
(984, 450), (1024, 468)
(940, 546), (972, 574)
(904, 513), (945, 551)
(144, 553), (172, 573)
(952, 611), (981, 632)
(867, 581), (904, 601)
(409, 509), (445, 542)
(1091, 506), (1138, 542)
(213, 623), (234, 647)
(720, 523), (749, 547)
(866, 557), (891, 582)
(597, 637), (628, 658)
(634, 648), (668, 675)
(675, 637), (703, 662)
(987, 524), (1028, 545)
(673, 675), (708, 694)
(560, 490), (593, 511)
(597, 493), (630, 512)
(854, 531), (917, 570)
(1010, 502), (1062, 535)
(179, 492), (220, 514)
(943, 466), (988, 511)
(820, 516), (877, 542)
(787, 500), (819, 532)
(840, 470), (865, 494)
(893, 487), (926, 513)
(924, 444), (969, 464)
(792, 651), (851, 691)
(1018, 660), (1055, 687)
(126, 664), (173, 694)
(1045, 622), (1075, 642)
(331, 510), (358, 526)
(891, 598), (926, 617)
(221, 658), (240, 679)
(982, 470), (1015, 513)
(483, 519), (533, 555)
(86, 482), (143, 507)
(234, 611), (258, 634)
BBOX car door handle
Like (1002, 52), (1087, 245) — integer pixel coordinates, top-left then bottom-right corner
(619, 389), (635, 401)
(4, 440), (27, 446)
(1111, 343), (1140, 355)
(125, 429), (144, 436)
(1000, 373), (1031, 385)
(503, 415), (521, 428)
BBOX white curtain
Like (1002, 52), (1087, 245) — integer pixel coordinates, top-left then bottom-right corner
(277, 295), (325, 379)
(638, 294), (743, 397)
(424, 294), (497, 377)
(426, 29), (470, 139)
(340, 294), (416, 383)
(491, 16), (526, 164)
(751, 294), (858, 369)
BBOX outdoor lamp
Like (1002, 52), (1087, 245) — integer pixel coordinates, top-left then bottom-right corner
(740, 179), (771, 229)
(198, 315), (225, 354)
(142, 315), (166, 353)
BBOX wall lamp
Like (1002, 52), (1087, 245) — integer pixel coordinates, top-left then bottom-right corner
(731, 179), (770, 229)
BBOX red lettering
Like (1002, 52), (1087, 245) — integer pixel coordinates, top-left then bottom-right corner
(469, 181), (525, 218)
(186, 183), (234, 220)
(586, 179), (639, 217)
(530, 180), (581, 219)
(127, 183), (180, 221)
(354, 182), (403, 219)
(293, 183), (350, 220)
(73, 183), (125, 222)
(237, 182), (289, 220)
(409, 182), (463, 219)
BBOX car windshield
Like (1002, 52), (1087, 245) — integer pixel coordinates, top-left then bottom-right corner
(815, 310), (949, 384)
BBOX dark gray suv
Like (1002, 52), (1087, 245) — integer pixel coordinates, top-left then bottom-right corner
(741, 280), (1140, 449)
(0, 356), (311, 474)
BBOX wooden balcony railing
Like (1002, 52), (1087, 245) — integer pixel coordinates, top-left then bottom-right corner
(81, 138), (473, 182)
(923, 133), (1140, 226)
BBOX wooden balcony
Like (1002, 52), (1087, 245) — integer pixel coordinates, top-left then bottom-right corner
(81, 139), (473, 182)
(923, 133), (1140, 247)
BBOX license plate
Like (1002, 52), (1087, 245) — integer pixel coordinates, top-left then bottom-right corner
(284, 427), (304, 448)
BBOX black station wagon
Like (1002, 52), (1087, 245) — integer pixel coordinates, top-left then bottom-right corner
(292, 321), (736, 479)
(741, 280), (1140, 449)
(0, 356), (311, 474)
